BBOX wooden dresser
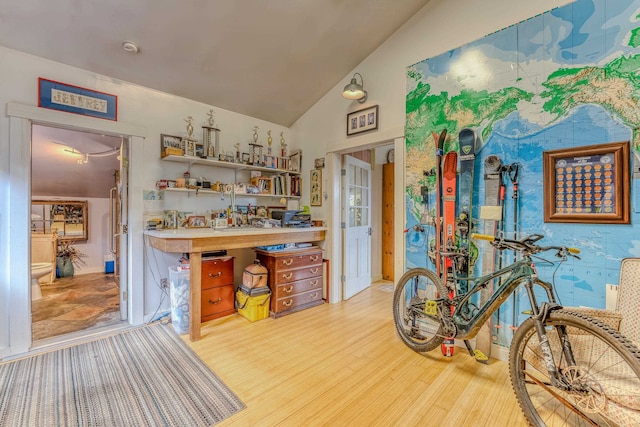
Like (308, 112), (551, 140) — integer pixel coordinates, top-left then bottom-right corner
(200, 256), (235, 322)
(256, 247), (323, 318)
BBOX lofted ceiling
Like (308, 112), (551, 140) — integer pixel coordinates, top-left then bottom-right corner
(0, 0), (431, 127)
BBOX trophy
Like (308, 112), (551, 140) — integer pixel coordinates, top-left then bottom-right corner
(182, 116), (199, 157)
(249, 126), (264, 166)
(202, 109), (220, 159)
(266, 130), (274, 168)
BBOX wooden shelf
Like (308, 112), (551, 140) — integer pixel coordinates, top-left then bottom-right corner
(163, 187), (300, 199)
(162, 154), (301, 176)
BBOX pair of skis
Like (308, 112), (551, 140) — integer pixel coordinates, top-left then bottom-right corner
(430, 128), (480, 359)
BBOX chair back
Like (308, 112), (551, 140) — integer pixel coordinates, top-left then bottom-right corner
(618, 258), (640, 345)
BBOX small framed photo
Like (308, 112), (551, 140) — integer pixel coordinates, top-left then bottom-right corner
(314, 157), (325, 169)
(289, 150), (301, 172)
(160, 134), (184, 158)
(310, 169), (322, 206)
(187, 215), (206, 228)
(347, 105), (378, 136)
(242, 152), (250, 164)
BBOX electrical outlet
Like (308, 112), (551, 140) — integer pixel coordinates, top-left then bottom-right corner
(160, 278), (169, 288)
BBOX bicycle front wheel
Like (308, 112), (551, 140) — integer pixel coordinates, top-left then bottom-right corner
(510, 309), (640, 426)
(393, 268), (447, 353)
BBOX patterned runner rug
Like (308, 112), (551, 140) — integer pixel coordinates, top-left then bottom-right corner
(0, 323), (244, 426)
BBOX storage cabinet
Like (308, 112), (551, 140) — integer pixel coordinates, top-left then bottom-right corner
(200, 256), (235, 322)
(256, 247), (323, 318)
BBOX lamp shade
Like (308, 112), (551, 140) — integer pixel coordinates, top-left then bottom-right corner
(342, 73), (367, 102)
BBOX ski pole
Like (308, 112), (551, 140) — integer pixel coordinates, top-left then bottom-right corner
(508, 163), (520, 335)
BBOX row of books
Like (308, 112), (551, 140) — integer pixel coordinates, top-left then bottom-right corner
(249, 174), (301, 196)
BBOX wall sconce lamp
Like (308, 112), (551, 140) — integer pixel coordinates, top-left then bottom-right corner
(342, 72), (367, 103)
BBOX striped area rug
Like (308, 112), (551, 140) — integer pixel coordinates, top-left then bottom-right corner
(0, 323), (244, 426)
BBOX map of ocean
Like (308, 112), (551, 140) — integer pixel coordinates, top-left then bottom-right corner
(404, 0), (640, 346)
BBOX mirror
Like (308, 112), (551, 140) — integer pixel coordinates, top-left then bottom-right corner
(31, 200), (88, 241)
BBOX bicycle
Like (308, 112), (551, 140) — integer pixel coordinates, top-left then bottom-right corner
(393, 232), (640, 426)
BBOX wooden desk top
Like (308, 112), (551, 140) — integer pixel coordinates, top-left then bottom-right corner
(145, 226), (326, 341)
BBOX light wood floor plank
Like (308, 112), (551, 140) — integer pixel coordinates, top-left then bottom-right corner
(185, 282), (528, 426)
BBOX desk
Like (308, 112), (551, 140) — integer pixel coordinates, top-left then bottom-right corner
(146, 227), (326, 341)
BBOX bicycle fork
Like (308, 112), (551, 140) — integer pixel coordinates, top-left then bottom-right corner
(523, 278), (577, 390)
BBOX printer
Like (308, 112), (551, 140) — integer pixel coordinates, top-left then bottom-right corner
(270, 210), (311, 228)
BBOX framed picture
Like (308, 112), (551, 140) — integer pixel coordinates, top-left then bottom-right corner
(347, 105), (378, 136)
(289, 150), (301, 172)
(543, 141), (630, 224)
(160, 134), (184, 158)
(187, 215), (207, 228)
(314, 157), (325, 169)
(38, 78), (118, 121)
(310, 169), (322, 206)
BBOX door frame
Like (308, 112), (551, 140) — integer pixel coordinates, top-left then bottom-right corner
(5, 102), (145, 358)
(325, 135), (405, 303)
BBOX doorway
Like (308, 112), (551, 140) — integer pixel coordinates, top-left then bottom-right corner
(30, 125), (126, 341)
(339, 142), (396, 300)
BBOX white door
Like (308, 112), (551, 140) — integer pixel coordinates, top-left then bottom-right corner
(111, 138), (129, 319)
(343, 155), (372, 299)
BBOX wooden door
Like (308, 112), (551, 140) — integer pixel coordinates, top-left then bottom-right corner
(382, 162), (394, 281)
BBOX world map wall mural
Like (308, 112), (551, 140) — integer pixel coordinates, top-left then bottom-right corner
(405, 0), (640, 347)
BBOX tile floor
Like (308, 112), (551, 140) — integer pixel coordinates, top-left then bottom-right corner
(31, 272), (121, 341)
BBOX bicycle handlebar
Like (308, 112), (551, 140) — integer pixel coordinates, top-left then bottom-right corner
(470, 233), (580, 258)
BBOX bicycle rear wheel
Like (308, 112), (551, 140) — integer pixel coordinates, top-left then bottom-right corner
(510, 309), (640, 426)
(393, 268), (447, 353)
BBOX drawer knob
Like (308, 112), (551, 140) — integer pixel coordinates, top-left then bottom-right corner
(310, 268), (319, 274)
(282, 272), (293, 280)
(209, 298), (222, 305)
(310, 280), (318, 286)
(283, 299), (293, 307)
(283, 285), (293, 293)
(282, 259), (293, 266)
(310, 292), (319, 299)
(310, 255), (319, 261)
(208, 271), (222, 278)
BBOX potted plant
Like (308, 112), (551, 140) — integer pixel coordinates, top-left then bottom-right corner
(56, 240), (86, 277)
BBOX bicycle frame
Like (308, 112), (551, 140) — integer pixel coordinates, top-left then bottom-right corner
(443, 255), (556, 340)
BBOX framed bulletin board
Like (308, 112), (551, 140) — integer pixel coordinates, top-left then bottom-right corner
(543, 141), (630, 224)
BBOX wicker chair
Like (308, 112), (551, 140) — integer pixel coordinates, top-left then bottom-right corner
(523, 258), (640, 425)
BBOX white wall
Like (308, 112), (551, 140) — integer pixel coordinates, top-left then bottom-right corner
(0, 45), (293, 356)
(290, 0), (573, 298)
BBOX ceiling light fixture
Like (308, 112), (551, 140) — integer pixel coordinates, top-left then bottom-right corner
(122, 40), (139, 54)
(342, 72), (367, 103)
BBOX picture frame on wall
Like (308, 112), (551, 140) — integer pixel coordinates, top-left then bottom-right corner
(347, 105), (378, 136)
(289, 150), (301, 172)
(310, 169), (322, 206)
(543, 141), (630, 224)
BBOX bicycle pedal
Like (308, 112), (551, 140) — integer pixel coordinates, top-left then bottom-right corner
(473, 349), (489, 364)
(424, 300), (437, 315)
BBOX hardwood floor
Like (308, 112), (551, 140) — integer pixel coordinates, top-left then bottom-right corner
(31, 272), (121, 341)
(185, 282), (528, 426)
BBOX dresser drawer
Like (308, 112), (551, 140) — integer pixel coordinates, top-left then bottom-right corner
(201, 284), (235, 322)
(273, 276), (322, 299)
(273, 265), (322, 284)
(269, 251), (322, 272)
(201, 257), (234, 289)
(272, 288), (323, 312)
